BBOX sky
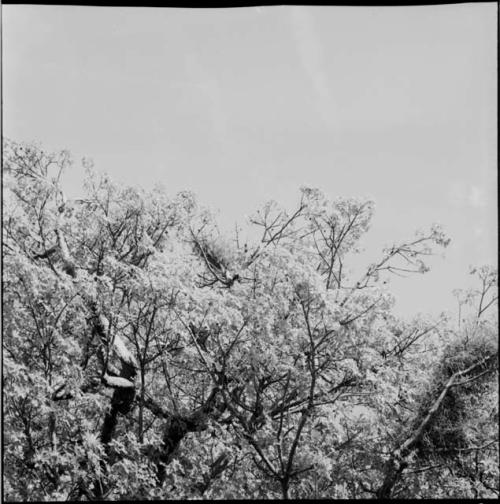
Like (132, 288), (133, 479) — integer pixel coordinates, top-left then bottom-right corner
(2, 4), (497, 318)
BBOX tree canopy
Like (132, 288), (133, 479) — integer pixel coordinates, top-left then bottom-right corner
(3, 139), (498, 500)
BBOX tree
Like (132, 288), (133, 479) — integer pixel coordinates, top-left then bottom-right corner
(3, 139), (497, 500)
(374, 266), (498, 499)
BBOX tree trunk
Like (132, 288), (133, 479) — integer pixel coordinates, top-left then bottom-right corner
(281, 477), (290, 500)
(375, 455), (407, 499)
(138, 368), (145, 443)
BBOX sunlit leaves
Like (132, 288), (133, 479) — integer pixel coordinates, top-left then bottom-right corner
(2, 140), (497, 500)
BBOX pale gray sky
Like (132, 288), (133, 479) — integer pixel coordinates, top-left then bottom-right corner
(3, 4), (497, 318)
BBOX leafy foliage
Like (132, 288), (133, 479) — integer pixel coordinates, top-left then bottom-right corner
(2, 139), (498, 500)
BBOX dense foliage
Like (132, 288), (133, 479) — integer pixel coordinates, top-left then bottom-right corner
(3, 139), (498, 500)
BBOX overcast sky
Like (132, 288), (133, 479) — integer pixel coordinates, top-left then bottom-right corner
(3, 4), (497, 318)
